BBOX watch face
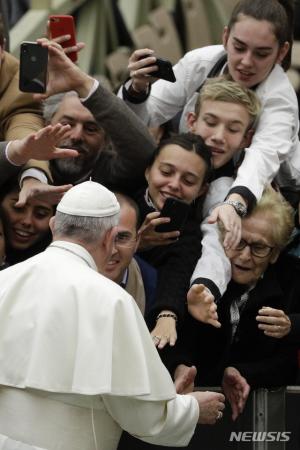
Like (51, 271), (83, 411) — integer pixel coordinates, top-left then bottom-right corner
(224, 200), (247, 217)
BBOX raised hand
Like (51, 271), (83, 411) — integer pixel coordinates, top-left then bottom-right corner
(7, 123), (78, 166)
(128, 48), (157, 93)
(17, 178), (72, 207)
(33, 38), (94, 100)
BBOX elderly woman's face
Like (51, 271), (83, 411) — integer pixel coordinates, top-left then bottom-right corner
(225, 211), (280, 285)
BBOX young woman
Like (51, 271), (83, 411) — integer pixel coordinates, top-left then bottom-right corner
(121, 0), (297, 248)
(134, 133), (212, 347)
(0, 177), (54, 265)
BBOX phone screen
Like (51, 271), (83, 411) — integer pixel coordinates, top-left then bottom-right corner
(19, 42), (48, 93)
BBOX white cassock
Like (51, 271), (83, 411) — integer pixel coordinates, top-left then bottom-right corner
(0, 241), (198, 450)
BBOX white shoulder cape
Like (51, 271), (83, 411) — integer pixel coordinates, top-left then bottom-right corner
(0, 242), (175, 400)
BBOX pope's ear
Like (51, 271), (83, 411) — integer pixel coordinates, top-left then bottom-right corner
(49, 216), (55, 234)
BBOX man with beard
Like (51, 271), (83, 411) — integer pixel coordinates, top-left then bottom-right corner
(17, 42), (155, 205)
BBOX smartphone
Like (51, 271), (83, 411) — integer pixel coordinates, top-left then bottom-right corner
(156, 197), (190, 233)
(49, 15), (77, 62)
(19, 42), (48, 93)
(152, 58), (176, 82)
(138, 55), (176, 83)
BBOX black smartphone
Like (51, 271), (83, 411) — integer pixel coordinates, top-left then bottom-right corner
(152, 58), (176, 82)
(138, 55), (176, 83)
(19, 42), (48, 93)
(156, 197), (190, 233)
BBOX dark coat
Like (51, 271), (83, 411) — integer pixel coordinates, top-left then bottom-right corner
(134, 190), (203, 325)
(162, 253), (300, 388)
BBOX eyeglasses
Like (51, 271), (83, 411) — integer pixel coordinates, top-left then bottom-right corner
(236, 238), (274, 258)
(114, 231), (137, 248)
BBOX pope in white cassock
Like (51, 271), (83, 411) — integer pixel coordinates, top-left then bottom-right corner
(0, 181), (224, 450)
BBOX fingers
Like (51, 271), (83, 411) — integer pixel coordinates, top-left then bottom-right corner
(207, 317), (222, 329)
(151, 317), (177, 349)
(194, 391), (226, 425)
(223, 223), (242, 250)
(51, 148), (79, 159)
(256, 307), (291, 338)
(16, 190), (27, 208)
(207, 209), (218, 224)
(129, 49), (156, 76)
(151, 334), (176, 348)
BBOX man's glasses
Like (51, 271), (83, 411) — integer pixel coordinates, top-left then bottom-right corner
(236, 238), (274, 258)
(115, 231), (137, 248)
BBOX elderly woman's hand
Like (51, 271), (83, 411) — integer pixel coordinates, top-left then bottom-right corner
(256, 306), (291, 338)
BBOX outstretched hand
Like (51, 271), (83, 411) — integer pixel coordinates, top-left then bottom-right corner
(222, 367), (250, 421)
(7, 124), (78, 166)
(174, 364), (197, 394)
(208, 204), (241, 250)
(17, 178), (72, 207)
(187, 284), (221, 328)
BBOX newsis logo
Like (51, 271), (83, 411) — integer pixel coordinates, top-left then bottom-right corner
(229, 431), (291, 442)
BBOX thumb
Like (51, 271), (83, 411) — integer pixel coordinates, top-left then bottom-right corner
(207, 208), (219, 224)
(16, 189), (28, 207)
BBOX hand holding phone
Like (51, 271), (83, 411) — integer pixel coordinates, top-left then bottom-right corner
(19, 42), (48, 93)
(49, 15), (77, 62)
(156, 197), (190, 233)
(138, 54), (176, 83)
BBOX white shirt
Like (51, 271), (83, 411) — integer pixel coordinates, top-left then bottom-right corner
(120, 45), (300, 200)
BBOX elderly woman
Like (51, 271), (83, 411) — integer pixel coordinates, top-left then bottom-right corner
(165, 187), (300, 421)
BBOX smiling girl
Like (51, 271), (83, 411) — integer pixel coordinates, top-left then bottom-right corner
(0, 177), (54, 265)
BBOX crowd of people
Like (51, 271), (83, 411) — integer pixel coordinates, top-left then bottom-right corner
(0, 0), (299, 449)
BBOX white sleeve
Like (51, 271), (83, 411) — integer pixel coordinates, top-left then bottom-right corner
(232, 65), (300, 200)
(191, 177), (233, 297)
(102, 393), (199, 447)
(118, 47), (223, 128)
(191, 220), (231, 298)
(19, 169), (48, 186)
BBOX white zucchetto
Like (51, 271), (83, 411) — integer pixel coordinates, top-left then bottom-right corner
(56, 180), (120, 217)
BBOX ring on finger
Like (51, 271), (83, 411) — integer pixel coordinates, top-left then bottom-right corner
(216, 411), (223, 420)
(152, 335), (160, 341)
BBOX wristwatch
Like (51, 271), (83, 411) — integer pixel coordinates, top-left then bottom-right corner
(223, 200), (247, 217)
